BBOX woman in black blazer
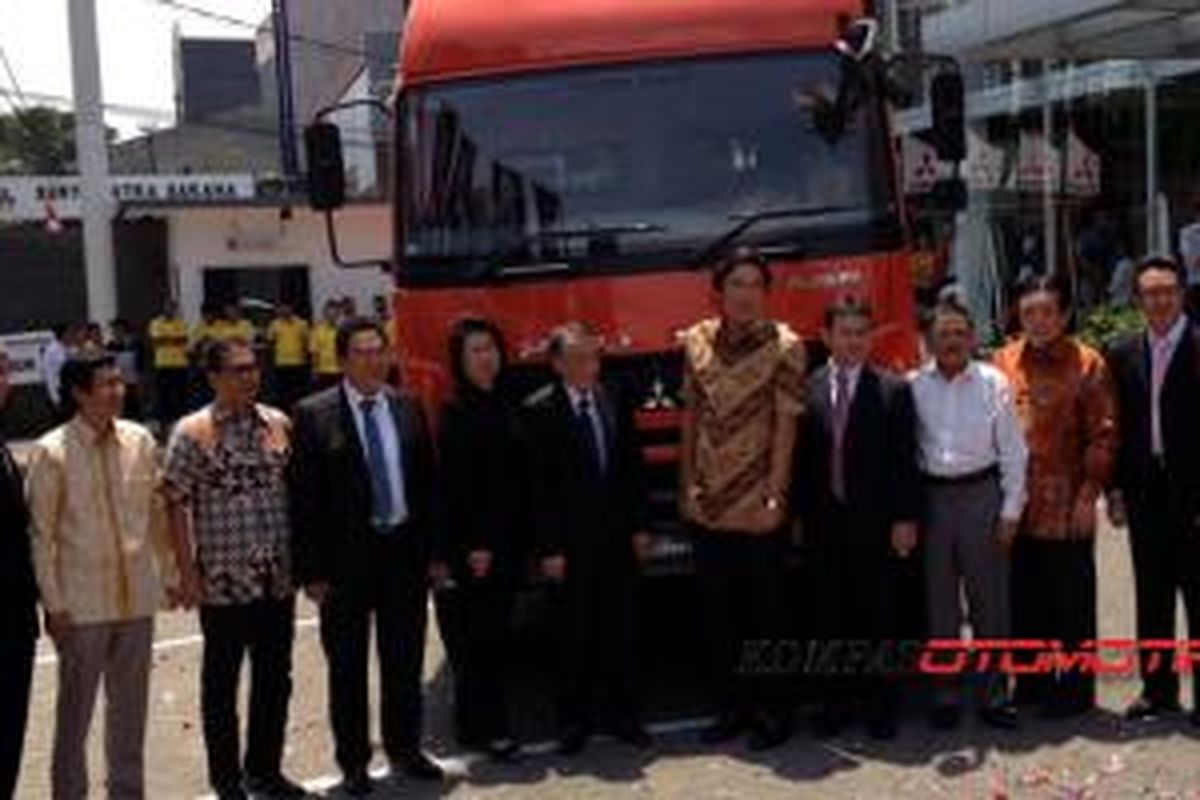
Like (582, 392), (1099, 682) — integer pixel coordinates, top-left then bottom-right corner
(432, 318), (527, 761)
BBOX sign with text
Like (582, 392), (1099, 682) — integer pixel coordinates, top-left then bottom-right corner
(0, 330), (54, 386)
(0, 174), (256, 222)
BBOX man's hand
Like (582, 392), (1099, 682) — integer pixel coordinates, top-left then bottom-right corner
(890, 522), (918, 558)
(45, 611), (72, 645)
(467, 550), (493, 579)
(996, 518), (1019, 553)
(304, 581), (331, 606)
(1071, 491), (1099, 537)
(178, 563), (203, 609)
(1106, 491), (1129, 529)
(632, 532), (653, 564)
(541, 555), (567, 582)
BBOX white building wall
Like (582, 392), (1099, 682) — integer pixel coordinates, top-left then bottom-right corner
(167, 203), (393, 323)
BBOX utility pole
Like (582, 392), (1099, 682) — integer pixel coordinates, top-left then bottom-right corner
(272, 0), (300, 181)
(67, 0), (118, 326)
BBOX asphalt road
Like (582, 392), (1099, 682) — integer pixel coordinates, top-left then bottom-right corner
(13, 511), (1200, 799)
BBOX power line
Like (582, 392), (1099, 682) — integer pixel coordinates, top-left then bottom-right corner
(147, 0), (369, 58)
(0, 41), (27, 108)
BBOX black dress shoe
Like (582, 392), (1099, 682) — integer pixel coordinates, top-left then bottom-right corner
(340, 771), (372, 797)
(611, 724), (652, 749)
(393, 751), (445, 781)
(244, 773), (308, 798)
(484, 738), (525, 763)
(700, 713), (748, 745)
(1190, 708), (1200, 729)
(1125, 696), (1182, 722)
(813, 706), (845, 739)
(747, 717), (792, 751)
(557, 727), (590, 756)
(978, 703), (1019, 730)
(930, 704), (962, 731)
(868, 715), (898, 741)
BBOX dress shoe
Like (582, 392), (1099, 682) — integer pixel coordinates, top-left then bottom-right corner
(1190, 708), (1200, 729)
(611, 723), (652, 749)
(1039, 698), (1094, 720)
(813, 705), (845, 739)
(700, 713), (748, 745)
(978, 702), (1019, 731)
(340, 771), (372, 797)
(930, 704), (962, 731)
(392, 751), (445, 781)
(1124, 696), (1182, 722)
(868, 715), (898, 741)
(484, 738), (525, 763)
(244, 773), (308, 798)
(557, 727), (590, 756)
(747, 717), (792, 751)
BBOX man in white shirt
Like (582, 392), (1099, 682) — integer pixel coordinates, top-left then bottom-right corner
(911, 296), (1028, 731)
(1178, 201), (1200, 319)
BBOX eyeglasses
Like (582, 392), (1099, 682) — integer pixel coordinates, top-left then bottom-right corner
(223, 364), (260, 376)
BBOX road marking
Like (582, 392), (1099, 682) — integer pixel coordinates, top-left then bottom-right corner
(195, 717), (714, 799)
(35, 617), (320, 667)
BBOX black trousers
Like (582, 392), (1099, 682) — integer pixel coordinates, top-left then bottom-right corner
(808, 506), (900, 720)
(1128, 471), (1200, 706)
(320, 532), (428, 774)
(1011, 538), (1097, 710)
(154, 369), (189, 425)
(694, 529), (792, 723)
(0, 628), (34, 799)
(435, 573), (515, 746)
(551, 550), (640, 734)
(272, 367), (311, 413)
(199, 597), (296, 793)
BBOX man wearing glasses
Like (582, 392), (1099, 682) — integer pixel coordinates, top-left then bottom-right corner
(164, 339), (304, 800)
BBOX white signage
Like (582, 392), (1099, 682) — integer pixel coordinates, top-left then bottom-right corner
(0, 174), (257, 222)
(0, 330), (54, 386)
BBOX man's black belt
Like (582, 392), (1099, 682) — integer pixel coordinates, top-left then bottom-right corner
(922, 465), (999, 486)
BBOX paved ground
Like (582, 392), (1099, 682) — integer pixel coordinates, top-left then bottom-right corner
(13, 510), (1200, 799)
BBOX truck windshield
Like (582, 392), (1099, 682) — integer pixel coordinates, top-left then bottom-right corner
(399, 51), (899, 285)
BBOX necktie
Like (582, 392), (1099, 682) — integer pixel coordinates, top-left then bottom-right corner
(1151, 335), (1173, 455)
(360, 398), (395, 526)
(576, 394), (605, 475)
(831, 368), (851, 501)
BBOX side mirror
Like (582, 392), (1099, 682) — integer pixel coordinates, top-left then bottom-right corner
(304, 122), (346, 212)
(930, 72), (966, 162)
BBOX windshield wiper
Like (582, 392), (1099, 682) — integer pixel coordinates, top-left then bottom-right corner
(692, 204), (862, 267)
(486, 222), (667, 274)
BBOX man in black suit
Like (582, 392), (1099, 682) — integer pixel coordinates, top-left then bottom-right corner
(1107, 255), (1200, 726)
(0, 350), (38, 798)
(796, 298), (920, 740)
(289, 318), (443, 795)
(523, 322), (652, 755)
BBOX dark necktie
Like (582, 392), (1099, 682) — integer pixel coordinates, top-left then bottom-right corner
(576, 394), (605, 475)
(831, 368), (851, 502)
(360, 398), (395, 526)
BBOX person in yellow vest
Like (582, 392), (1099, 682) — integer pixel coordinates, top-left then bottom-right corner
(189, 305), (222, 412)
(267, 303), (311, 410)
(310, 300), (342, 390)
(211, 303), (256, 344)
(148, 300), (190, 427)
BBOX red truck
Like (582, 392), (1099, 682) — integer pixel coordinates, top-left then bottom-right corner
(307, 0), (964, 572)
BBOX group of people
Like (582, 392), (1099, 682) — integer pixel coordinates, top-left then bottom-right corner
(40, 294), (388, 435)
(1, 245), (1199, 799)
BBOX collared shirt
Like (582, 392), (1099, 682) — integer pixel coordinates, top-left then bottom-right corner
(164, 404), (294, 605)
(565, 384), (607, 471)
(41, 340), (67, 406)
(210, 319), (256, 343)
(26, 418), (176, 624)
(993, 336), (1117, 540)
(310, 323), (340, 376)
(911, 361), (1029, 521)
(343, 382), (410, 528)
(681, 318), (806, 533)
(828, 361), (863, 409)
(148, 316), (189, 369)
(268, 317), (311, 368)
(1179, 222), (1200, 286)
(1148, 314), (1188, 456)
